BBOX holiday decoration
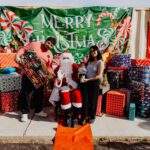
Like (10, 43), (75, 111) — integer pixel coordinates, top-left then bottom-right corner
(0, 72), (21, 92)
(128, 66), (150, 83)
(0, 53), (19, 68)
(0, 30), (12, 46)
(111, 54), (131, 67)
(136, 100), (150, 118)
(131, 59), (150, 66)
(129, 80), (145, 102)
(96, 11), (113, 26)
(0, 9), (21, 34)
(19, 20), (33, 42)
(18, 49), (54, 89)
(106, 91), (126, 117)
(49, 51), (82, 109)
(0, 90), (20, 112)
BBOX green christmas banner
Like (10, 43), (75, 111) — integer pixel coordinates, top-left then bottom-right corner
(0, 6), (132, 63)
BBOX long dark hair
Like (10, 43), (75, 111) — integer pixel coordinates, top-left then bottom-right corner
(88, 45), (102, 62)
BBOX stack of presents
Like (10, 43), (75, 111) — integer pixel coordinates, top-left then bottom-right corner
(99, 54), (150, 120)
(0, 50), (53, 113)
(0, 53), (21, 112)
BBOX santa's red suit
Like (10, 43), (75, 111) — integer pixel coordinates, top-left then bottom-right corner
(49, 52), (82, 127)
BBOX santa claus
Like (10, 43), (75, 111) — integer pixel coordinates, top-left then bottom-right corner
(49, 51), (82, 127)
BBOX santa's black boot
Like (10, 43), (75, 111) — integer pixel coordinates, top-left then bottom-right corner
(64, 109), (72, 127)
(72, 107), (80, 127)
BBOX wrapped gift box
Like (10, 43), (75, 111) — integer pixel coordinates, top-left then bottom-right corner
(108, 66), (129, 87)
(19, 49), (53, 89)
(131, 59), (150, 66)
(0, 53), (19, 69)
(136, 100), (150, 118)
(128, 66), (150, 83)
(0, 72), (21, 92)
(108, 66), (128, 78)
(111, 54), (131, 67)
(107, 70), (124, 89)
(129, 80), (145, 102)
(108, 66), (128, 70)
(106, 91), (125, 117)
(0, 90), (20, 112)
(144, 83), (150, 102)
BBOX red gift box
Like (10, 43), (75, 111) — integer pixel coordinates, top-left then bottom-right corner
(108, 66), (128, 78)
(106, 91), (125, 117)
(108, 66), (128, 70)
(131, 59), (150, 66)
(108, 66), (128, 87)
(0, 90), (19, 112)
(96, 95), (102, 116)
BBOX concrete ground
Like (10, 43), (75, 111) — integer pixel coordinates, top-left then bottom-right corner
(0, 110), (150, 150)
(0, 110), (150, 138)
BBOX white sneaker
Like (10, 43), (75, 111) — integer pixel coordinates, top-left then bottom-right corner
(35, 111), (47, 117)
(21, 114), (28, 122)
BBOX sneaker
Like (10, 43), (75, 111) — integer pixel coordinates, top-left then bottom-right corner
(21, 114), (28, 122)
(72, 119), (78, 127)
(35, 110), (47, 117)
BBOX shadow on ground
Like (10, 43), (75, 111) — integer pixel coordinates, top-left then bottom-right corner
(138, 120), (150, 131)
(0, 142), (150, 150)
(95, 142), (150, 150)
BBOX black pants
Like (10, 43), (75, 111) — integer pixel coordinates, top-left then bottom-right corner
(80, 80), (100, 119)
(20, 75), (44, 114)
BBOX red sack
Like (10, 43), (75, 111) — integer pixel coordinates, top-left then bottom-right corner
(54, 124), (94, 150)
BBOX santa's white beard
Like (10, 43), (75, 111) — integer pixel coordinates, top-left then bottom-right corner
(60, 59), (73, 77)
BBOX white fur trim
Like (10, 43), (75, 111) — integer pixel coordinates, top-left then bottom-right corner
(60, 86), (70, 92)
(68, 80), (78, 89)
(61, 103), (71, 110)
(49, 87), (60, 102)
(72, 103), (82, 108)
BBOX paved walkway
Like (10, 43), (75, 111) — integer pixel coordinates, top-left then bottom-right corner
(0, 110), (150, 138)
